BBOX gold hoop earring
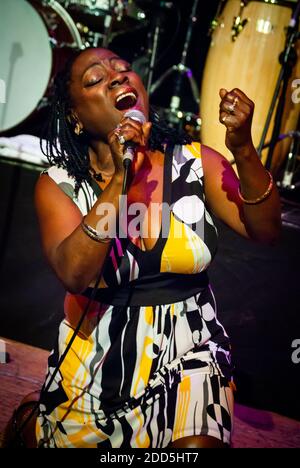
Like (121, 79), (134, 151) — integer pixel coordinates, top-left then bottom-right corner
(74, 123), (83, 135)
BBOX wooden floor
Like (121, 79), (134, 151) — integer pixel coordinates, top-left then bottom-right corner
(1, 337), (299, 448)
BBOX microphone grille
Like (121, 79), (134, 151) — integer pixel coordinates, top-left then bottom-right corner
(124, 109), (146, 124)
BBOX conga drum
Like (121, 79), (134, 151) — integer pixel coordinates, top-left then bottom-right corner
(200, 0), (300, 175)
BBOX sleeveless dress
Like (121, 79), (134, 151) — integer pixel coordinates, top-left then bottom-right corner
(36, 142), (234, 448)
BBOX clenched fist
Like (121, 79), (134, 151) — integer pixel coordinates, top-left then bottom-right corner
(219, 88), (255, 154)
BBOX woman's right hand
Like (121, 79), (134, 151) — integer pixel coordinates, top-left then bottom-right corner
(107, 115), (152, 178)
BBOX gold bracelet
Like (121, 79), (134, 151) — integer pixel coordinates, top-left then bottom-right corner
(81, 217), (112, 243)
(238, 170), (274, 205)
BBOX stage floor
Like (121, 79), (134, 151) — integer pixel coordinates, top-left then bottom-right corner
(0, 338), (299, 449)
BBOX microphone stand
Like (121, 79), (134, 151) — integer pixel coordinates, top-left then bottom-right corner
(145, 8), (166, 94)
(257, 0), (300, 169)
(150, 0), (200, 115)
(277, 116), (300, 191)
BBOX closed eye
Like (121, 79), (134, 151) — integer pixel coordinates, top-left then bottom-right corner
(115, 65), (132, 73)
(85, 78), (103, 87)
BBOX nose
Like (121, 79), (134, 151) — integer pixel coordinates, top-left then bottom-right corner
(109, 72), (129, 89)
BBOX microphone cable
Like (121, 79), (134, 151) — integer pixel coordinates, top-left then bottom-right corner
(12, 265), (104, 447)
(13, 113), (144, 445)
(12, 163), (132, 446)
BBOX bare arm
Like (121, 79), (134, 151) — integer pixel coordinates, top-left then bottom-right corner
(35, 117), (151, 294)
(201, 88), (281, 244)
(35, 172), (123, 294)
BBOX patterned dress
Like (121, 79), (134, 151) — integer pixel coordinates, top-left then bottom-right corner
(36, 142), (234, 448)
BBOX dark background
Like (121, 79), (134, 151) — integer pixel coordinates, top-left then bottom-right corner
(1, 0), (300, 422)
(112, 0), (219, 114)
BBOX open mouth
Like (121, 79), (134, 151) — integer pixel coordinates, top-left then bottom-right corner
(115, 90), (138, 111)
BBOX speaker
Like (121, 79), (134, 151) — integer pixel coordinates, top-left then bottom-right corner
(0, 160), (65, 350)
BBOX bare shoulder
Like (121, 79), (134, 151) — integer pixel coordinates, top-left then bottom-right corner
(201, 143), (233, 174)
(35, 173), (82, 261)
(199, 144), (249, 238)
(35, 172), (81, 215)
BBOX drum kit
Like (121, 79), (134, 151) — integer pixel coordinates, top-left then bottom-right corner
(1, 0), (300, 188)
(0, 0), (148, 134)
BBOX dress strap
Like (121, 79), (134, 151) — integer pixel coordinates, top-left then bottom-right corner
(89, 177), (103, 198)
(163, 143), (174, 206)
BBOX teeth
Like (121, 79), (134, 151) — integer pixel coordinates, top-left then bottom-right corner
(116, 92), (136, 103)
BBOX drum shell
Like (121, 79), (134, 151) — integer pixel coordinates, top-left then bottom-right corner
(200, 0), (300, 175)
(0, 0), (83, 135)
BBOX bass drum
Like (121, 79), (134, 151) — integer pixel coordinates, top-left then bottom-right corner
(0, 0), (84, 134)
(200, 0), (300, 175)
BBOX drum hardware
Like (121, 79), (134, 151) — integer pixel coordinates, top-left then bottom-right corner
(49, 36), (83, 48)
(145, 13), (165, 94)
(87, 31), (105, 47)
(59, 1), (147, 46)
(150, 0), (200, 118)
(42, 0), (85, 49)
(225, 130), (300, 167)
(75, 22), (90, 35)
(76, 22), (109, 47)
(276, 123), (300, 191)
(143, 2), (176, 94)
(156, 107), (201, 141)
(231, 1), (248, 41)
(257, 0), (300, 170)
(208, 0), (227, 37)
(260, 130), (300, 150)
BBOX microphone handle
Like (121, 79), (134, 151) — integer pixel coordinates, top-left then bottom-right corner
(121, 143), (136, 195)
(123, 144), (136, 165)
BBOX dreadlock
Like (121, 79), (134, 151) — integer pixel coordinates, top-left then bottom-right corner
(40, 48), (192, 194)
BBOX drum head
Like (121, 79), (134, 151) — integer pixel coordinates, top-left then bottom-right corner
(0, 0), (52, 132)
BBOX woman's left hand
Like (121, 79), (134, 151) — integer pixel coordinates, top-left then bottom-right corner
(219, 88), (255, 154)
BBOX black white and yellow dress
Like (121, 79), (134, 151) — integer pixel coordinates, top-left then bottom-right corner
(36, 142), (234, 448)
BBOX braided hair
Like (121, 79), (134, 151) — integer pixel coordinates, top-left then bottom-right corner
(41, 48), (192, 194)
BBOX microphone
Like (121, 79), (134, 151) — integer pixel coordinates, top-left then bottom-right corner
(122, 109), (146, 168)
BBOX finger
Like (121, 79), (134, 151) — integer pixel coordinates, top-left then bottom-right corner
(220, 112), (233, 126)
(228, 88), (254, 108)
(220, 98), (250, 116)
(118, 121), (151, 146)
(220, 90), (252, 117)
(107, 128), (124, 149)
(220, 114), (236, 133)
(142, 122), (152, 142)
(119, 117), (143, 132)
(220, 111), (247, 132)
(220, 90), (243, 113)
(219, 88), (228, 99)
(116, 128), (146, 146)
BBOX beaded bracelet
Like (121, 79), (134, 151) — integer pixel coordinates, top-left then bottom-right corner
(81, 217), (112, 243)
(238, 170), (274, 205)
